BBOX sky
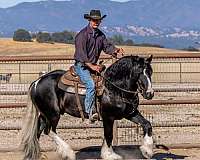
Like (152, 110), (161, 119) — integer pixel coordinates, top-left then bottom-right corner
(0, 0), (131, 8)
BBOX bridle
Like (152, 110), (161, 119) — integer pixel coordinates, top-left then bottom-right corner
(137, 79), (146, 95)
(100, 74), (139, 96)
(98, 56), (152, 115)
(99, 70), (147, 96)
(99, 56), (151, 97)
(98, 56), (140, 95)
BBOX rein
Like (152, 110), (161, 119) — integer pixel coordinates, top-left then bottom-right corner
(99, 72), (139, 115)
(99, 73), (139, 95)
(98, 56), (140, 96)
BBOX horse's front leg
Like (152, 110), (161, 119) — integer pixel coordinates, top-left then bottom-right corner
(126, 109), (153, 159)
(101, 117), (122, 160)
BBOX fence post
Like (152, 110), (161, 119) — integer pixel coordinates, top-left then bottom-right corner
(48, 63), (52, 72)
(180, 62), (182, 83)
(19, 62), (21, 83)
(113, 121), (118, 146)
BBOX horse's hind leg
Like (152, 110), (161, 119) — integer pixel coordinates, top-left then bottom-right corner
(101, 117), (122, 160)
(37, 114), (47, 139)
(126, 109), (153, 159)
(47, 113), (75, 160)
(37, 114), (52, 139)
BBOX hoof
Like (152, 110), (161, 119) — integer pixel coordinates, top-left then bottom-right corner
(56, 146), (76, 160)
(140, 145), (153, 159)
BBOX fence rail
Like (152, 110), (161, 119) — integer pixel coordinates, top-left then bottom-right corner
(0, 88), (199, 95)
(1, 53), (200, 83)
(1, 52), (200, 61)
(1, 98), (200, 108)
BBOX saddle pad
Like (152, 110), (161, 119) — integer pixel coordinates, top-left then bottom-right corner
(58, 80), (86, 95)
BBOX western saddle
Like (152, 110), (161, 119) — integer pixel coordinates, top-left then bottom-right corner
(58, 65), (104, 121)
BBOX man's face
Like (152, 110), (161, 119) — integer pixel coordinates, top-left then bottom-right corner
(90, 19), (101, 29)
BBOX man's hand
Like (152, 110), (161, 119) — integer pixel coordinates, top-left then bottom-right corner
(85, 63), (101, 72)
(115, 48), (125, 58)
(91, 65), (101, 72)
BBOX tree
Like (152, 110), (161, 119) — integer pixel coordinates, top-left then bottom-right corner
(124, 39), (134, 46)
(182, 46), (199, 51)
(52, 31), (75, 44)
(36, 32), (52, 43)
(63, 30), (74, 41)
(13, 29), (32, 42)
(52, 32), (66, 43)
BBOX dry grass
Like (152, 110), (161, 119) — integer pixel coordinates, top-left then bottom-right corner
(0, 38), (74, 56)
(0, 38), (186, 57)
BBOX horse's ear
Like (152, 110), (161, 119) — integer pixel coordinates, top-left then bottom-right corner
(146, 55), (153, 63)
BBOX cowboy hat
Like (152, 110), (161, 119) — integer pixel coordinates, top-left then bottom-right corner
(84, 10), (107, 20)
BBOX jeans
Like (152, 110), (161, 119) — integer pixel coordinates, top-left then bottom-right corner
(74, 62), (95, 115)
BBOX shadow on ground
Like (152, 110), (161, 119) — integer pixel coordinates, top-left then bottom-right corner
(153, 152), (187, 160)
(76, 145), (187, 159)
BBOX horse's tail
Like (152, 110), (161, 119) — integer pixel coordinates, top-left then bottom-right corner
(20, 84), (40, 160)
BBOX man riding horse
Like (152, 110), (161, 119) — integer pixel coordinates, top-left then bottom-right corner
(74, 9), (124, 123)
(20, 10), (155, 160)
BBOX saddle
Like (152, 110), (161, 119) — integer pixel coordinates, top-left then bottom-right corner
(58, 66), (104, 96)
(58, 65), (105, 121)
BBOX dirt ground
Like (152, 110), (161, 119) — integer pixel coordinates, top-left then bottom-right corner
(0, 147), (200, 160)
(1, 84), (200, 159)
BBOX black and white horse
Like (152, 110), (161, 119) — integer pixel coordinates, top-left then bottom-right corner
(20, 55), (154, 160)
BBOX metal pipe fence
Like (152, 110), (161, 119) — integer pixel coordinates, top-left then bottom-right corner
(0, 54), (200, 84)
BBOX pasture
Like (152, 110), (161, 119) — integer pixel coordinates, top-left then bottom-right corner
(1, 38), (200, 159)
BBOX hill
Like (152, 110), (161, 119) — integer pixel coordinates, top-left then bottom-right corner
(1, 0), (200, 48)
(1, 0), (200, 32)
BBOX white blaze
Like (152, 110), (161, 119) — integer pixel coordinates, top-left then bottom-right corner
(143, 69), (153, 93)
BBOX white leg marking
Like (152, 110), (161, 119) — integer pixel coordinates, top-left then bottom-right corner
(101, 139), (122, 160)
(49, 131), (75, 160)
(140, 134), (153, 159)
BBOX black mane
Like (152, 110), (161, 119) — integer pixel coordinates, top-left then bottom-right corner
(104, 55), (145, 93)
(105, 56), (145, 79)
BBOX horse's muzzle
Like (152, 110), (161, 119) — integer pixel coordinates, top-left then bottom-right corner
(143, 90), (154, 100)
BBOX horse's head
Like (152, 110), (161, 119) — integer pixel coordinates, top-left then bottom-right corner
(104, 55), (154, 100)
(136, 55), (154, 100)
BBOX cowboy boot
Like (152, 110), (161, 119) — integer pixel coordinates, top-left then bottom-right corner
(89, 113), (99, 123)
